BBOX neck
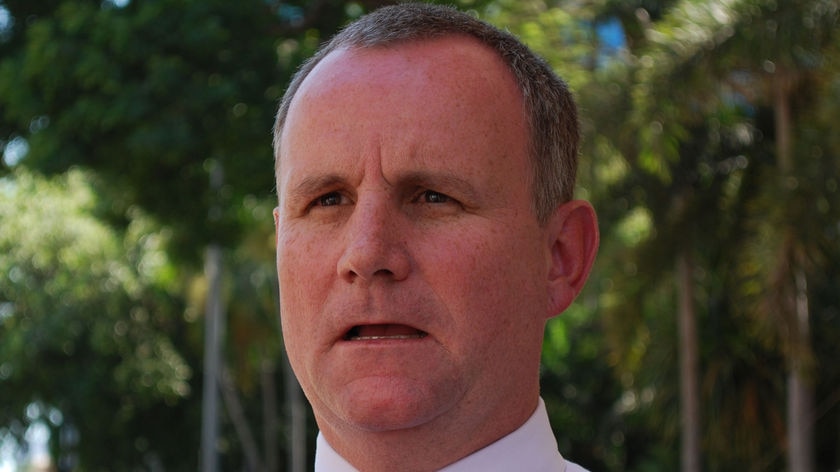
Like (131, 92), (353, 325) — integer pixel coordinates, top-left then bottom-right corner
(319, 392), (540, 472)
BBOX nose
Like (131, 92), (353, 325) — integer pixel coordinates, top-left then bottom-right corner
(337, 198), (411, 283)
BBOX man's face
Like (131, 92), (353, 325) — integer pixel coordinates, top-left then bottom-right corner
(275, 37), (556, 437)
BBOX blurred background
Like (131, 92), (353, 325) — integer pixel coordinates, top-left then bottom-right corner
(1, 0), (838, 470)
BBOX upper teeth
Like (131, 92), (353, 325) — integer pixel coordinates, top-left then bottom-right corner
(350, 334), (426, 341)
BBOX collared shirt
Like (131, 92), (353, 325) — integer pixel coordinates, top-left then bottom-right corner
(314, 398), (589, 471)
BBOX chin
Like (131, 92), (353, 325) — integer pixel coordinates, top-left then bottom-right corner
(333, 379), (455, 433)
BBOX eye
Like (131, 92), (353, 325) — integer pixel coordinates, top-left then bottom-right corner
(311, 192), (347, 208)
(415, 190), (452, 204)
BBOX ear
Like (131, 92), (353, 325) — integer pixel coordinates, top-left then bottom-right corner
(273, 207), (282, 245)
(545, 200), (599, 318)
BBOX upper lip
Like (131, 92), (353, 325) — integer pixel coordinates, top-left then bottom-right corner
(328, 295), (435, 343)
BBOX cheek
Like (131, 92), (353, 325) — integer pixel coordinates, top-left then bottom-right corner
(423, 227), (544, 332)
(277, 226), (330, 288)
(276, 231), (327, 389)
(276, 235), (302, 302)
(276, 229), (328, 334)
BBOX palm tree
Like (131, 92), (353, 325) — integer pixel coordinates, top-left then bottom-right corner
(585, 0), (839, 469)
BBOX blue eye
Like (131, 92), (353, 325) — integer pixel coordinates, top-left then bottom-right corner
(419, 190), (451, 204)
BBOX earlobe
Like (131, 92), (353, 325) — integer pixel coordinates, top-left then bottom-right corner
(273, 207), (282, 244)
(546, 200), (599, 318)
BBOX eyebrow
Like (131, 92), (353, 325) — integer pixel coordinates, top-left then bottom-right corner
(283, 174), (347, 207)
(283, 170), (481, 205)
(398, 170), (480, 202)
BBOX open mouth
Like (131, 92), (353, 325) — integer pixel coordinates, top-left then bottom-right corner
(344, 323), (428, 341)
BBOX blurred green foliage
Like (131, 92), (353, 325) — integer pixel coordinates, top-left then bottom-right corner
(0, 169), (197, 469)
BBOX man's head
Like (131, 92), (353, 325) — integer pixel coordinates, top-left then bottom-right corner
(273, 4), (598, 470)
(273, 2), (579, 224)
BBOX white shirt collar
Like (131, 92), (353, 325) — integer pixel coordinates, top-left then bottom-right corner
(314, 398), (588, 471)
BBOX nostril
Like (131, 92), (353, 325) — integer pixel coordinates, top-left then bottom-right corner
(343, 268), (395, 283)
(336, 223), (411, 282)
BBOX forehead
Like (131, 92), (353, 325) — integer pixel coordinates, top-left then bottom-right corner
(303, 35), (518, 100)
(277, 35), (530, 189)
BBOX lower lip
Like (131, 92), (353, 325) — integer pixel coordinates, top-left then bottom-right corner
(339, 333), (430, 346)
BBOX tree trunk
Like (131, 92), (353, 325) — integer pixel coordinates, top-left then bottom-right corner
(201, 244), (224, 472)
(677, 249), (701, 472)
(774, 72), (814, 472)
(262, 359), (279, 472)
(220, 366), (263, 471)
(201, 163), (226, 472)
(787, 267), (814, 472)
(284, 349), (307, 472)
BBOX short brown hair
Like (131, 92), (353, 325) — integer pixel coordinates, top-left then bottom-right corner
(273, 3), (579, 223)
